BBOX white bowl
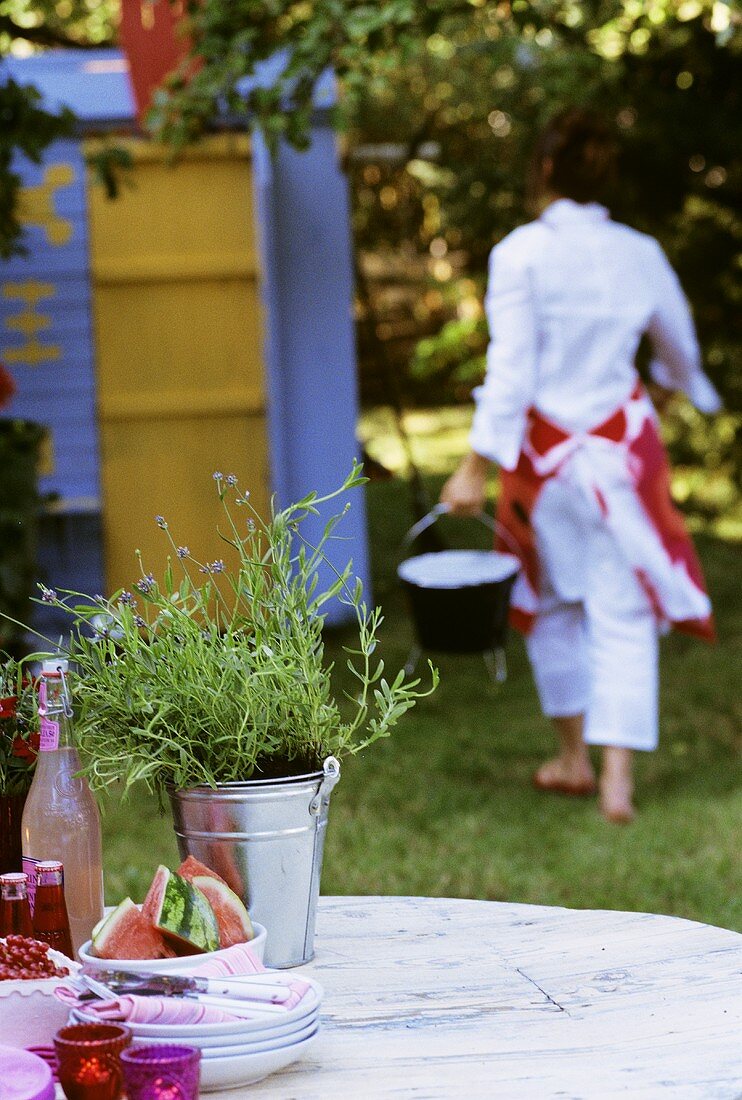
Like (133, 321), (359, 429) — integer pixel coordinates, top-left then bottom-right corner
(199, 1020), (319, 1059)
(70, 1009), (321, 1055)
(78, 921), (267, 971)
(0, 943), (80, 1048)
(198, 1029), (319, 1091)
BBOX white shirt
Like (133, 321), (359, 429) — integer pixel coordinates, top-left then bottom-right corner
(470, 198), (721, 470)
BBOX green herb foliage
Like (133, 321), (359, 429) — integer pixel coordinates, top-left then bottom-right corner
(31, 465), (437, 796)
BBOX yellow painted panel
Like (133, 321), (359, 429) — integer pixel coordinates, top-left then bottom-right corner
(92, 253), (259, 285)
(86, 137), (257, 262)
(99, 413), (269, 592)
(93, 281), (264, 393)
(86, 135), (270, 594)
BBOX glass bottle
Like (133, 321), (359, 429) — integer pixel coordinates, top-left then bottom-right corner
(0, 872), (34, 937)
(32, 860), (74, 957)
(21, 659), (104, 954)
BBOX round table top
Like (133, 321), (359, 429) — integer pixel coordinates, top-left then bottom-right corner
(222, 895), (742, 1099)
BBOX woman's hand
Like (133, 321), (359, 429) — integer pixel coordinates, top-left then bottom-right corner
(439, 452), (491, 517)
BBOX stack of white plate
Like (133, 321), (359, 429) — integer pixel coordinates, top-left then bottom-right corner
(69, 976), (322, 1091)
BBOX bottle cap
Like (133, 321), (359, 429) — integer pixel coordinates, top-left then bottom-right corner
(41, 658), (68, 676)
(36, 861), (64, 885)
(0, 872), (27, 883)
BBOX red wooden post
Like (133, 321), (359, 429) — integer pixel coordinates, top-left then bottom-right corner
(119, 0), (189, 122)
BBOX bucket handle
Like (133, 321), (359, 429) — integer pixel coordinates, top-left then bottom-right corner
(309, 756), (341, 816)
(401, 503), (521, 558)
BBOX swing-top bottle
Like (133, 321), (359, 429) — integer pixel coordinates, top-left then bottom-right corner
(21, 659), (103, 954)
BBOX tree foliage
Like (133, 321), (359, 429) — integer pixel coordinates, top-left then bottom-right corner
(144, 1), (739, 413)
(1, 2), (739, 421)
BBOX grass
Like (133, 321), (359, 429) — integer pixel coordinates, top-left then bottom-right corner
(100, 463), (741, 933)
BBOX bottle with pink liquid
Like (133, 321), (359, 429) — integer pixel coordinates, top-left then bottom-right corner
(21, 658), (103, 954)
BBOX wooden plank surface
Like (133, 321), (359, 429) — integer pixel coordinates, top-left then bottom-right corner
(206, 896), (742, 1099)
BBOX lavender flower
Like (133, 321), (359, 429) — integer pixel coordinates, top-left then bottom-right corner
(134, 615), (147, 629)
(155, 515), (167, 529)
(118, 591), (137, 607)
(176, 546), (190, 559)
(39, 586), (57, 604)
(225, 474), (237, 486)
(212, 471), (223, 482)
(210, 560), (226, 574)
(136, 574), (156, 594)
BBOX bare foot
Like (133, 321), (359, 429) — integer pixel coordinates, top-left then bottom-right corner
(533, 755), (597, 797)
(599, 748), (635, 823)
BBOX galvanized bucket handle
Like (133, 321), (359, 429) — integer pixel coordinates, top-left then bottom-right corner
(309, 756), (341, 816)
(401, 502), (521, 558)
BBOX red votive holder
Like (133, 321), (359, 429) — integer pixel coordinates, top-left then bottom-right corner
(53, 1023), (132, 1100)
(120, 1045), (201, 1100)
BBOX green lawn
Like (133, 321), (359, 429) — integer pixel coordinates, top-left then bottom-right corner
(100, 473), (741, 932)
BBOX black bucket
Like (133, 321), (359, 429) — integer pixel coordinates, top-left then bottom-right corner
(397, 506), (521, 662)
(399, 549), (519, 654)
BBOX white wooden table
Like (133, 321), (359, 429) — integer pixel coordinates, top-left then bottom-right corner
(213, 895), (742, 1099)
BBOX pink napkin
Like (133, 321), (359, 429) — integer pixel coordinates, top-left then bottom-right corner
(179, 943), (267, 978)
(177, 943), (311, 1008)
(68, 994), (244, 1025)
(55, 943), (312, 1023)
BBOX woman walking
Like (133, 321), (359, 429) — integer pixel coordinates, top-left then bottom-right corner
(440, 108), (720, 823)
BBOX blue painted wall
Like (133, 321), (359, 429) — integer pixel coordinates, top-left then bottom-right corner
(1, 138), (101, 505)
(254, 132), (371, 620)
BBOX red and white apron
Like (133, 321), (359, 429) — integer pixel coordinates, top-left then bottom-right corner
(497, 383), (715, 643)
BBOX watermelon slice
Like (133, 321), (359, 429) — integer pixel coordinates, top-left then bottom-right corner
(91, 898), (175, 960)
(176, 855), (227, 886)
(192, 874), (254, 948)
(141, 865), (171, 925)
(142, 865), (219, 955)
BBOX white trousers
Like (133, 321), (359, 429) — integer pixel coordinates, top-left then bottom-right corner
(524, 478), (660, 752)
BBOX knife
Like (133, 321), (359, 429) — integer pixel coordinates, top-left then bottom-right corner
(83, 967), (295, 1005)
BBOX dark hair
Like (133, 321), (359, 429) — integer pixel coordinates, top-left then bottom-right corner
(529, 108), (618, 204)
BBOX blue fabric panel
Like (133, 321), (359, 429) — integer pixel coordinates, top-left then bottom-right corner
(1, 49), (334, 125)
(0, 138), (101, 505)
(254, 129), (371, 625)
(0, 49), (134, 124)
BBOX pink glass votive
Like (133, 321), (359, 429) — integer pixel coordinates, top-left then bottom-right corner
(53, 1023), (132, 1100)
(120, 1045), (201, 1100)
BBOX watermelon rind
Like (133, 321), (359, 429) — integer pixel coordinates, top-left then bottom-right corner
(151, 869), (220, 954)
(192, 874), (254, 948)
(141, 864), (170, 925)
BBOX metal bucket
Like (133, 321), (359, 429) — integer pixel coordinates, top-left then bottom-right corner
(398, 505), (521, 680)
(168, 757), (340, 968)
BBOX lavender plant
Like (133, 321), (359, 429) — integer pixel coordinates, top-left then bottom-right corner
(31, 464), (437, 796)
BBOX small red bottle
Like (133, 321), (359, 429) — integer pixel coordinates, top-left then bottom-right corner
(0, 872), (34, 937)
(32, 861), (74, 957)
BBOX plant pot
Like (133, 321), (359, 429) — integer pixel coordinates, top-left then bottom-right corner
(0, 791), (27, 874)
(168, 757), (340, 969)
